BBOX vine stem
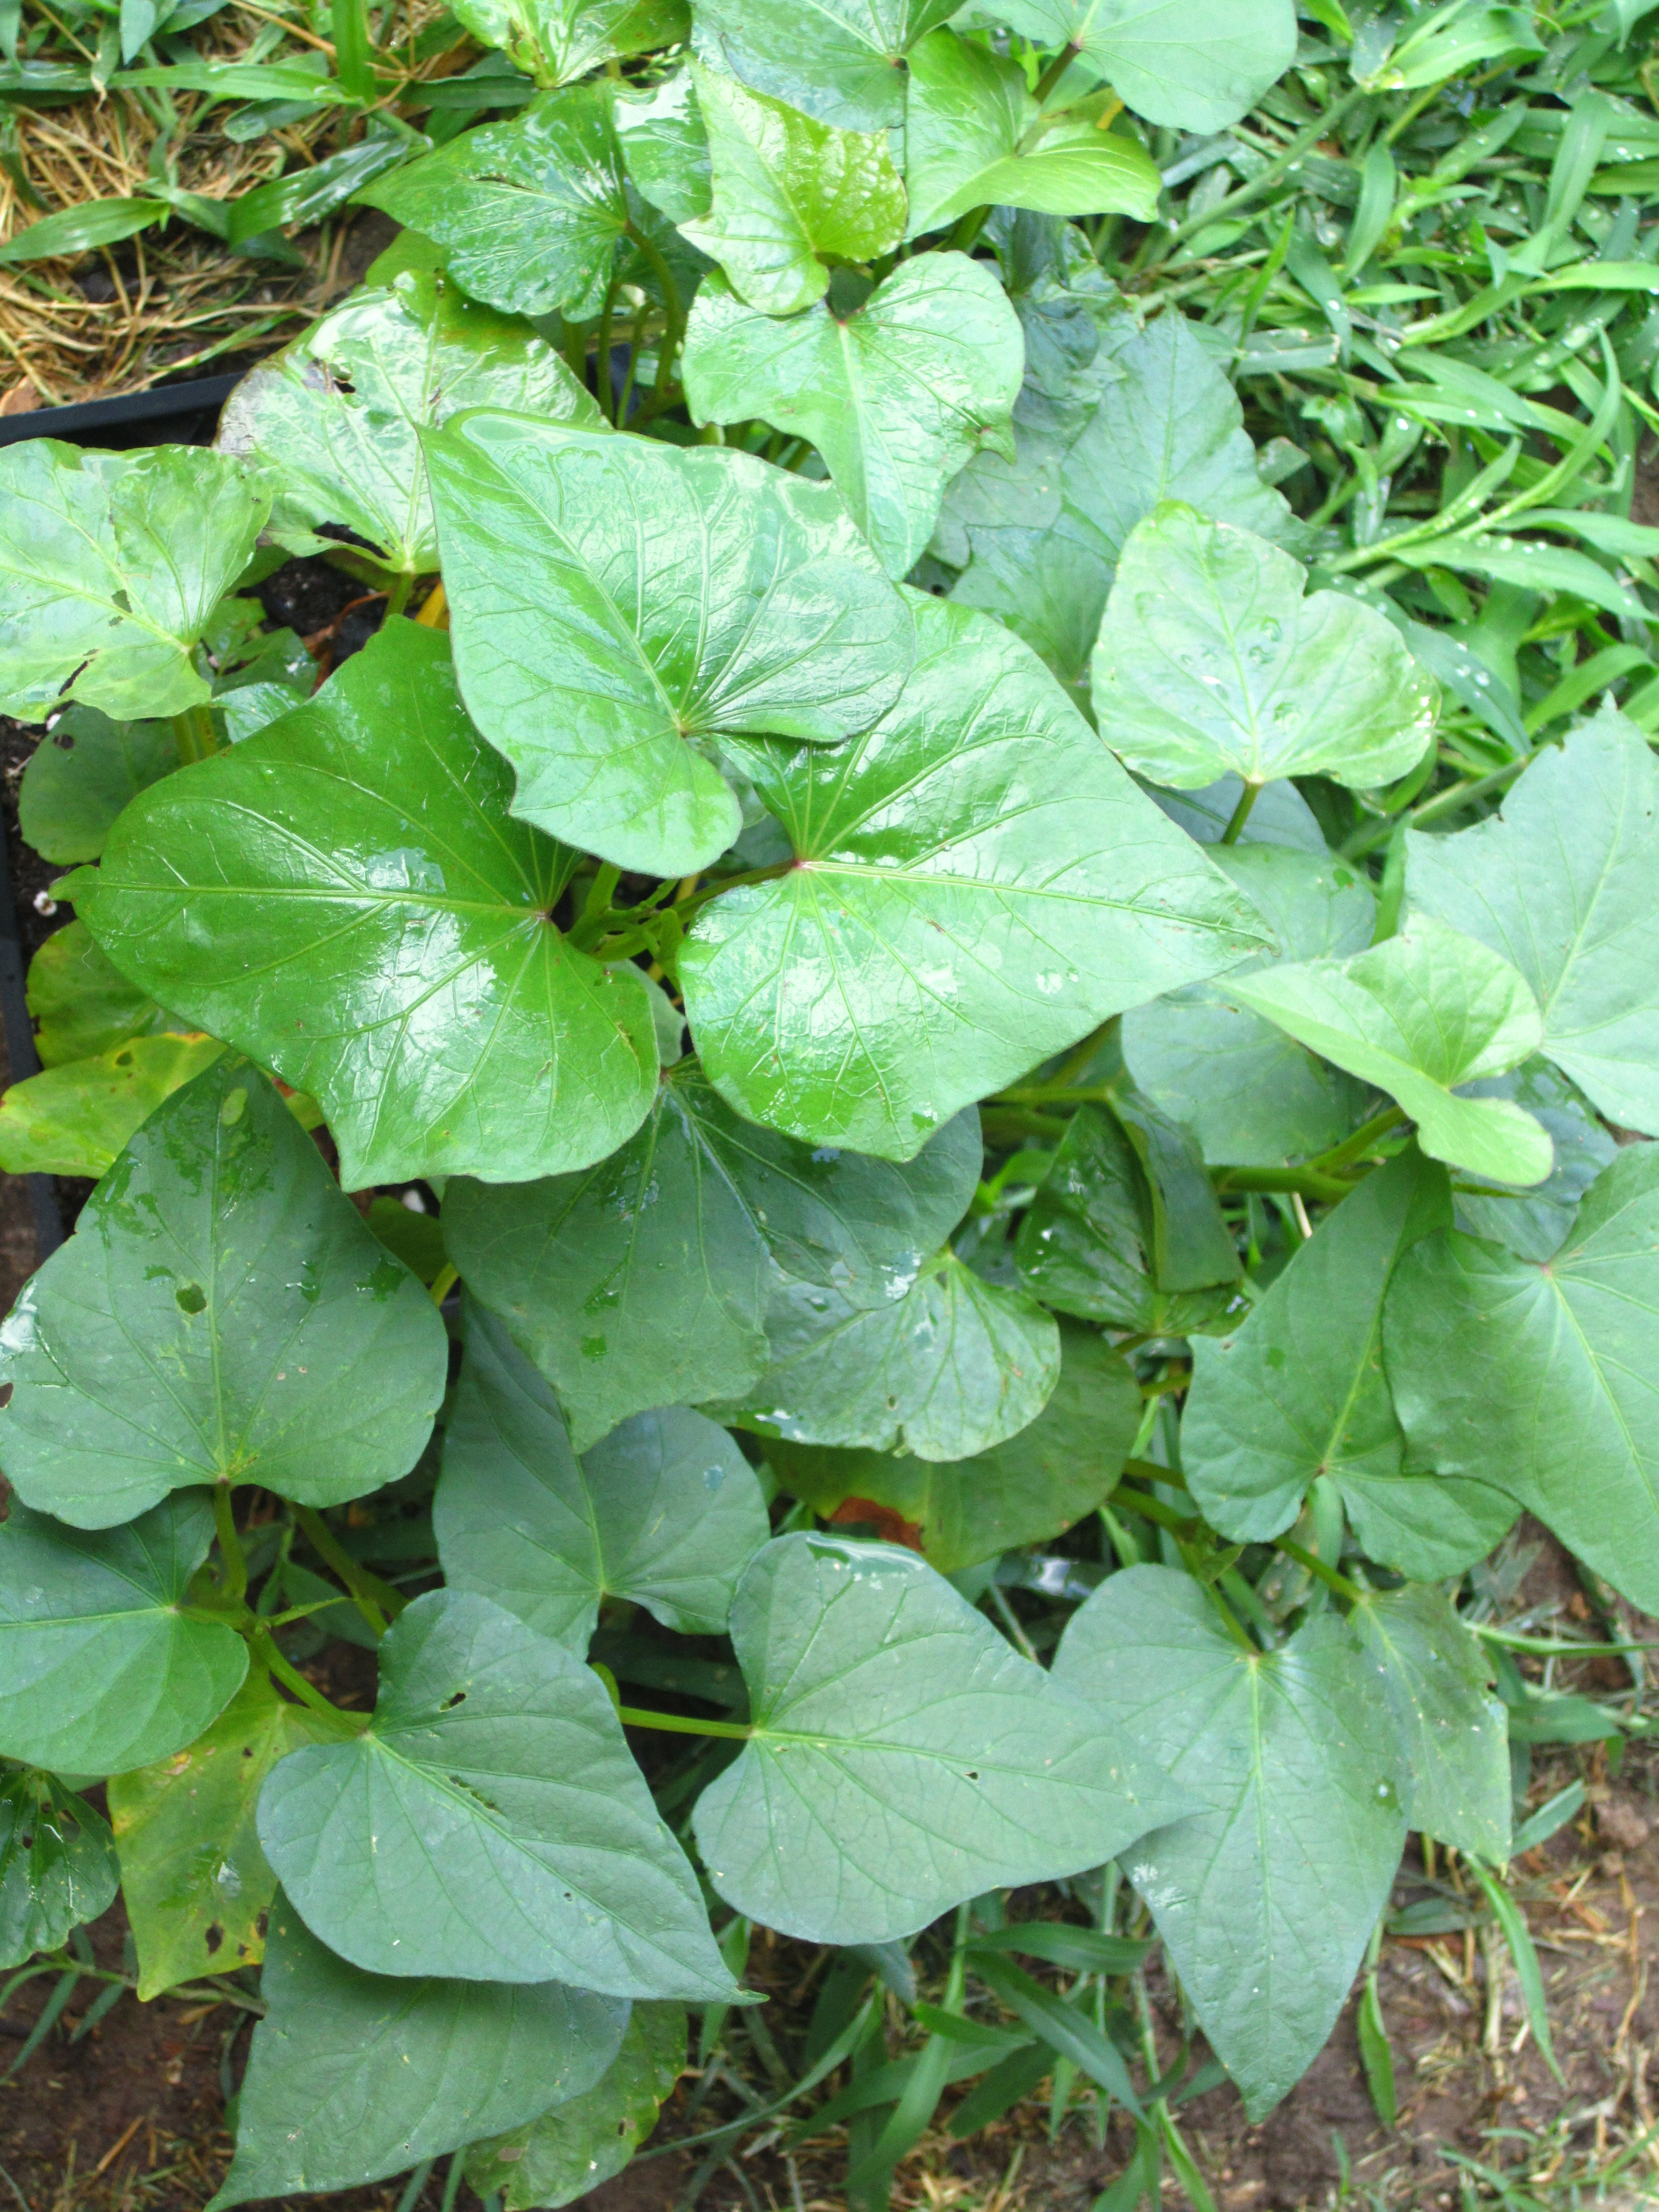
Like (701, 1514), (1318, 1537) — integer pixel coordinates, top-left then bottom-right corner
(1219, 778), (1262, 845)
(384, 571), (415, 619)
(169, 702), (218, 765)
(1275, 1535), (1364, 1604)
(293, 1504), (402, 1632)
(616, 1705), (753, 1741)
(250, 1625), (348, 1720)
(213, 1481), (247, 1605)
(1302, 1108), (1407, 1178)
(625, 221), (687, 415)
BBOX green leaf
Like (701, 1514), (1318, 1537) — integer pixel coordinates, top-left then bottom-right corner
(682, 255), (1024, 578)
(761, 1319), (1140, 1570)
(692, 1533), (1190, 1944)
(257, 1587), (736, 1996)
(614, 68), (710, 221)
(226, 121), (421, 246)
(1385, 1144), (1659, 1615)
(435, 1307), (769, 1647)
(939, 308), (1295, 696)
(467, 2000), (686, 2211)
(448, 0), (685, 87)
(17, 705), (174, 865)
(1152, 774), (1328, 855)
(1405, 710), (1659, 1140)
(1350, 1586), (1509, 1861)
(1230, 916), (1553, 1186)
(997, 0), (1297, 132)
(1054, 1566), (1407, 2120)
(0, 1776), (118, 1971)
(357, 87), (631, 320)
(77, 621), (661, 1190)
(1123, 844), (1377, 1168)
(26, 921), (176, 1069)
(1183, 1149), (1516, 1576)
(0, 1033), (223, 1179)
(0, 442), (270, 724)
(682, 593), (1269, 1160)
(0, 195), (168, 263)
(216, 271), (600, 578)
(1455, 1060), (1617, 1264)
(680, 65), (905, 316)
(0, 1059), (447, 1528)
(0, 1496), (248, 1775)
(903, 33), (1160, 238)
(109, 1673), (348, 1999)
(1093, 504), (1438, 791)
(687, 0), (952, 128)
(212, 1904), (629, 2206)
(1014, 1101), (1242, 1335)
(424, 415), (914, 878)
(442, 1068), (979, 1450)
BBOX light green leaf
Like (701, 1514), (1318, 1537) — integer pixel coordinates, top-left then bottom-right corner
(997, 0), (1297, 132)
(1182, 1148), (1516, 1577)
(0, 442), (270, 724)
(467, 2001), (686, 2211)
(1385, 1144), (1659, 1615)
(0, 196), (169, 264)
(0, 1059), (446, 1529)
(1230, 916), (1553, 1186)
(1054, 1566), (1407, 2120)
(0, 1496), (247, 1776)
(1455, 1061), (1617, 1263)
(17, 705), (175, 864)
(680, 65), (905, 316)
(939, 309), (1295, 696)
(424, 414), (914, 877)
(217, 272), (600, 578)
(435, 1307), (768, 1647)
(77, 621), (661, 1190)
(0, 1776), (118, 1971)
(614, 68), (711, 221)
(1406, 710), (1659, 1139)
(1350, 1586), (1509, 1862)
(0, 1033), (223, 1179)
(1093, 504), (1437, 790)
(212, 1905), (628, 2206)
(257, 1588), (736, 1997)
(683, 255), (1024, 578)
(443, 1068), (979, 1450)
(688, 0), (953, 127)
(682, 592), (1269, 1160)
(903, 33), (1160, 238)
(27, 922), (176, 1068)
(762, 1320), (1139, 1570)
(1123, 843), (1378, 1168)
(357, 87), (630, 320)
(109, 1673), (347, 2000)
(449, 0), (686, 86)
(692, 1533), (1191, 1943)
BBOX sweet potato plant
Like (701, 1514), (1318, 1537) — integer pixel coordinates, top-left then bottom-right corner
(1, 0), (1658, 2203)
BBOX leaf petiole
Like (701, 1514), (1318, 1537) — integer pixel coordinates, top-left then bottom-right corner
(616, 1705), (753, 1741)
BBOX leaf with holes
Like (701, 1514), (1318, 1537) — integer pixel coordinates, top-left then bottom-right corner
(0, 1033), (224, 1178)
(0, 1775), (118, 1971)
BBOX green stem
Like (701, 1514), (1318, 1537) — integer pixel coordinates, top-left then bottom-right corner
(428, 1263), (458, 1306)
(1275, 1535), (1364, 1604)
(595, 269), (623, 423)
(616, 1705), (753, 1741)
(674, 858), (797, 918)
(293, 1504), (403, 1632)
(1213, 1165), (1355, 1202)
(625, 222), (686, 409)
(1302, 1108), (1408, 1178)
(251, 1626), (349, 1719)
(170, 701), (218, 765)
(990, 1082), (1117, 1108)
(213, 1481), (247, 1605)
(946, 203), (993, 255)
(1219, 778), (1262, 845)
(1032, 40), (1079, 106)
(384, 571), (415, 619)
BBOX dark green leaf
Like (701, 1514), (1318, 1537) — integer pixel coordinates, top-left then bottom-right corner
(0, 1776), (118, 1971)
(1351, 1586), (1509, 1861)
(26, 922), (176, 1069)
(966, 1951), (1142, 2116)
(1455, 1061), (1616, 1263)
(0, 195), (167, 262)
(17, 705), (174, 864)
(226, 121), (420, 245)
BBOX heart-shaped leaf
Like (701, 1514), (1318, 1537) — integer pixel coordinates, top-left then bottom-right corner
(449, 0), (685, 87)
(692, 1533), (1191, 1943)
(688, 0), (954, 127)
(0, 1777), (118, 1971)
(998, 0), (1297, 132)
(76, 620), (661, 1189)
(17, 704), (174, 864)
(424, 414), (914, 877)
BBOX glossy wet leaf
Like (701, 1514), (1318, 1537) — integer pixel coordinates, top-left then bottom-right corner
(1351, 1586), (1509, 1862)
(425, 414), (913, 877)
(435, 1308), (768, 1648)
(0, 1776), (118, 1971)
(1385, 1144), (1659, 1615)
(1405, 709), (1659, 1139)
(0, 442), (270, 724)
(680, 66), (906, 316)
(682, 592), (1269, 1160)
(1093, 504), (1438, 790)
(358, 87), (631, 320)
(1122, 843), (1377, 1168)
(692, 1533), (1190, 1943)
(0, 1058), (446, 1529)
(904, 33), (1161, 238)
(1055, 1566), (1407, 2120)
(109, 1673), (347, 2000)
(762, 1321), (1139, 1570)
(27, 922), (176, 1068)
(0, 1496), (247, 1776)
(614, 68), (710, 221)
(443, 1070), (978, 1451)
(998, 0), (1297, 132)
(1231, 915), (1552, 1186)
(682, 254), (1024, 578)
(450, 0), (685, 86)
(689, 0), (953, 127)
(17, 705), (174, 864)
(77, 621), (660, 1189)
(0, 1033), (222, 1179)
(217, 271), (600, 577)
(258, 1587), (736, 1996)
(212, 1905), (628, 2205)
(467, 2002), (685, 2211)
